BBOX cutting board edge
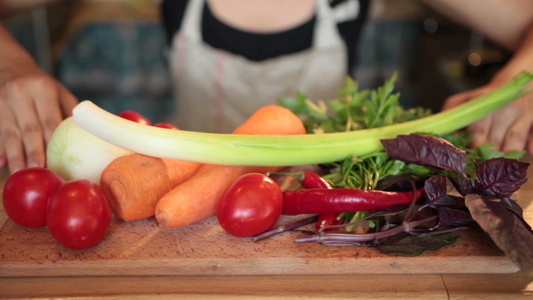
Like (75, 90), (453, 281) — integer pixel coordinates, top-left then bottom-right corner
(0, 255), (520, 277)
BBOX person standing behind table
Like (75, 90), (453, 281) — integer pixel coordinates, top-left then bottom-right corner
(1, 0), (533, 175)
(422, 0), (533, 154)
(162, 0), (370, 133)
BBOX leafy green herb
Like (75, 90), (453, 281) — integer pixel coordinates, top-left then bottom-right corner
(278, 73), (432, 134)
(297, 76), (474, 232)
(294, 134), (533, 273)
(277, 75), (533, 269)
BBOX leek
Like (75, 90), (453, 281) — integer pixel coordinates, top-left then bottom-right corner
(73, 71), (533, 166)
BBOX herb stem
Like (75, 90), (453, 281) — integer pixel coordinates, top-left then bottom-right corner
(252, 215), (319, 242)
(295, 215), (437, 244)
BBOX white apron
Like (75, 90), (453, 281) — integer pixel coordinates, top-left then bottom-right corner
(169, 0), (348, 133)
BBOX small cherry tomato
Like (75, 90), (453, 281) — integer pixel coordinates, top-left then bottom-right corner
(118, 110), (152, 125)
(154, 122), (180, 129)
(217, 173), (283, 237)
(3, 167), (64, 228)
(47, 179), (112, 250)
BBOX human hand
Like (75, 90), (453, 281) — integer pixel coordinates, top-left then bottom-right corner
(0, 65), (78, 174)
(442, 81), (533, 154)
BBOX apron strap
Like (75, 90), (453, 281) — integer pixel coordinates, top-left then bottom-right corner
(313, 0), (345, 49)
(331, 0), (360, 23)
(180, 0), (204, 42)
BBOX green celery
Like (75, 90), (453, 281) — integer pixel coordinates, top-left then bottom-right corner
(73, 71), (533, 166)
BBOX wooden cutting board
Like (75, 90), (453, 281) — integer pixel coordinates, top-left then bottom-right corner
(1, 165), (531, 278)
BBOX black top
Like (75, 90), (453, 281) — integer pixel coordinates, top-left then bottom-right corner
(161, 0), (370, 73)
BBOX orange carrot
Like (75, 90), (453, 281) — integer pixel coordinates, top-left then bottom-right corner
(155, 105), (306, 228)
(100, 153), (202, 221)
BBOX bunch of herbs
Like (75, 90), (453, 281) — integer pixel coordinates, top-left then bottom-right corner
(276, 75), (533, 277)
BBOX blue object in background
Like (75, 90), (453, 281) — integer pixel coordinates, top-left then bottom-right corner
(56, 22), (175, 123)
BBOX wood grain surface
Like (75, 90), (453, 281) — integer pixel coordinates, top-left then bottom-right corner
(0, 213), (519, 277)
(0, 165), (521, 277)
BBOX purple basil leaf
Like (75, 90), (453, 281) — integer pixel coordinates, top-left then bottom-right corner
(375, 175), (418, 191)
(433, 195), (465, 209)
(500, 198), (532, 233)
(321, 240), (375, 247)
(465, 194), (533, 278)
(502, 198), (524, 218)
(475, 158), (529, 198)
(381, 134), (468, 176)
(424, 175), (448, 201)
(437, 207), (476, 228)
(369, 206), (408, 218)
(376, 232), (459, 256)
(424, 175), (464, 209)
(456, 174), (473, 196)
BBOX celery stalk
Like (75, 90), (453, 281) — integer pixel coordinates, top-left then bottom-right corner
(73, 71), (533, 166)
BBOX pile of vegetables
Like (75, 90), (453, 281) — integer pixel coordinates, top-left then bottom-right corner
(3, 110), (185, 250)
(2, 72), (533, 278)
(218, 74), (533, 277)
(258, 133), (531, 263)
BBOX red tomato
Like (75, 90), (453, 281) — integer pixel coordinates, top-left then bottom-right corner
(118, 110), (152, 125)
(3, 167), (64, 228)
(217, 173), (283, 237)
(47, 180), (111, 250)
(154, 122), (180, 130)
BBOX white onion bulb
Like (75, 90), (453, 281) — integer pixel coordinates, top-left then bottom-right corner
(46, 117), (132, 184)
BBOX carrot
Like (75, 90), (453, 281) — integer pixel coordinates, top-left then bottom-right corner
(100, 153), (202, 221)
(155, 105), (307, 228)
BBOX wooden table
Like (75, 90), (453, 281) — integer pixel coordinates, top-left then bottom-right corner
(1, 162), (532, 299)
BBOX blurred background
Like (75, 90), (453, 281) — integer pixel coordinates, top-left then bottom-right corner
(2, 0), (510, 122)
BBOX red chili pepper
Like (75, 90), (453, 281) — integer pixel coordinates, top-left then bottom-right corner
(300, 171), (332, 189)
(293, 171), (339, 229)
(315, 212), (344, 230)
(282, 188), (424, 215)
(298, 171), (337, 229)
